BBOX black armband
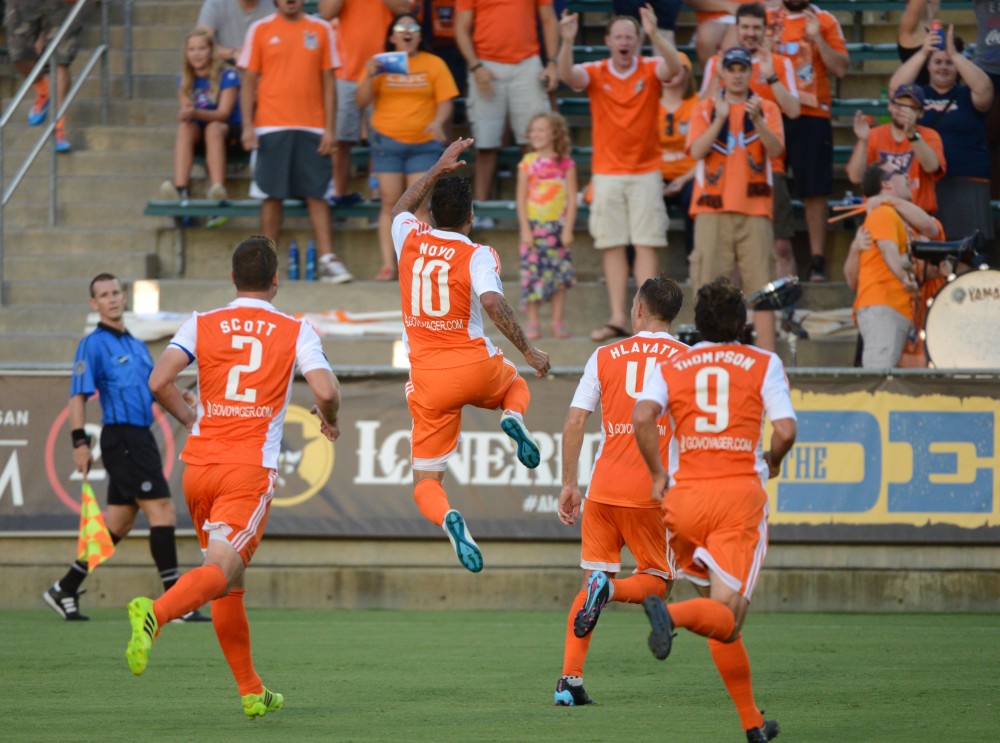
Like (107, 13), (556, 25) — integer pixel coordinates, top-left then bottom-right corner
(71, 428), (91, 448)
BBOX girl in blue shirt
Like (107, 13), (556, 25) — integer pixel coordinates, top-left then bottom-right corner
(160, 28), (241, 204)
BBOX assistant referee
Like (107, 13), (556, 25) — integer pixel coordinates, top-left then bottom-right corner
(43, 272), (209, 623)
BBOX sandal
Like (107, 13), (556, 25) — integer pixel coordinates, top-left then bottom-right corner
(525, 321), (541, 340)
(374, 267), (397, 281)
(551, 321), (570, 339)
(590, 324), (629, 342)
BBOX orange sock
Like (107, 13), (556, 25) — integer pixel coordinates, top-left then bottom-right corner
(708, 635), (764, 731)
(413, 478), (450, 526)
(152, 563), (227, 626)
(561, 589), (592, 677)
(212, 588), (263, 696)
(34, 77), (49, 100)
(667, 597), (735, 640)
(500, 376), (530, 417)
(610, 573), (667, 604)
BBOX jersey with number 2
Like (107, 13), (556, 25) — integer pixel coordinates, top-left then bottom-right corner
(167, 297), (331, 468)
(639, 342), (795, 485)
(392, 211), (504, 370)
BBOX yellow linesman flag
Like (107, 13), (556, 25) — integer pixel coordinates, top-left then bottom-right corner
(77, 482), (114, 570)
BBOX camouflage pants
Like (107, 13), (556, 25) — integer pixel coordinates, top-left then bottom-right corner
(4, 0), (82, 66)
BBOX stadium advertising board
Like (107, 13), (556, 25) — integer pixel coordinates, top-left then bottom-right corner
(0, 371), (997, 542)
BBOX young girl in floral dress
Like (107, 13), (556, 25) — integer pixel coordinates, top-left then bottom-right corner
(515, 112), (577, 339)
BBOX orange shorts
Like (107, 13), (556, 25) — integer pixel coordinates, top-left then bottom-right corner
(406, 354), (519, 470)
(662, 475), (768, 600)
(580, 498), (674, 579)
(183, 463), (276, 566)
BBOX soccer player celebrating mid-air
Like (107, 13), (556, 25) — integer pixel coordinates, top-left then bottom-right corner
(126, 236), (342, 720)
(391, 137), (551, 573)
(634, 277), (796, 743)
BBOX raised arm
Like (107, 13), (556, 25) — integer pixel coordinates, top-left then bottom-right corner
(557, 11), (588, 90)
(946, 26), (994, 112)
(392, 138), (474, 218)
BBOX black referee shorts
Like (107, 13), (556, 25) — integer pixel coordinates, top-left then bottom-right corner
(99, 425), (171, 505)
(783, 115), (834, 199)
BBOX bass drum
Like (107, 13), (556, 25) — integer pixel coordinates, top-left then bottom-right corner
(924, 268), (1000, 369)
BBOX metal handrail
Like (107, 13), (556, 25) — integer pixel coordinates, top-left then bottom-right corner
(0, 0), (110, 306)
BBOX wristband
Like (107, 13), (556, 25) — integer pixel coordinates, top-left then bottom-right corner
(907, 131), (921, 142)
(71, 428), (91, 448)
(765, 74), (780, 85)
(470, 62), (483, 72)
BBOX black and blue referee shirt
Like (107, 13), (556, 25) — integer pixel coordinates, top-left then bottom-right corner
(70, 322), (156, 427)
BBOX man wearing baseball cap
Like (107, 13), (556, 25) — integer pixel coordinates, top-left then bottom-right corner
(846, 82), (946, 214)
(686, 46), (785, 351)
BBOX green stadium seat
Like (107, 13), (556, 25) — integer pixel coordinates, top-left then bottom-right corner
(566, 0), (972, 12)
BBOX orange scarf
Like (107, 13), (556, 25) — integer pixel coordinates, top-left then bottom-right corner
(697, 101), (771, 210)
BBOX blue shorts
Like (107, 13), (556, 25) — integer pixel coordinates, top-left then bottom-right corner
(371, 130), (444, 175)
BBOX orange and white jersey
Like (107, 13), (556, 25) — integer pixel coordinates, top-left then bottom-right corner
(571, 331), (688, 507)
(637, 342), (795, 485)
(392, 211), (504, 370)
(168, 297), (331, 468)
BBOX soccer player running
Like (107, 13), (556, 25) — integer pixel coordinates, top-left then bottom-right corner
(554, 276), (688, 706)
(45, 273), (208, 623)
(127, 236), (342, 720)
(633, 277), (796, 743)
(391, 137), (551, 573)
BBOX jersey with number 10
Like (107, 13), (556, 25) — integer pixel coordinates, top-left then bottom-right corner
(392, 211), (505, 370)
(167, 297), (331, 469)
(639, 342), (796, 485)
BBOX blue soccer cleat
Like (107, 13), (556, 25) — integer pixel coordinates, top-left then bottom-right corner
(443, 509), (483, 573)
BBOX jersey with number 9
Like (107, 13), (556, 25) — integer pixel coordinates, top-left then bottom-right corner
(167, 297), (331, 468)
(640, 343), (795, 485)
(392, 211), (505, 370)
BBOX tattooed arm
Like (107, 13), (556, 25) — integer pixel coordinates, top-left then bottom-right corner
(392, 137), (474, 219)
(480, 291), (551, 378)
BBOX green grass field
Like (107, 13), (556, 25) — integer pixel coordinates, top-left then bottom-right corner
(3, 609), (997, 742)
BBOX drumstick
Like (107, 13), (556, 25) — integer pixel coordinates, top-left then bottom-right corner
(827, 206), (867, 224)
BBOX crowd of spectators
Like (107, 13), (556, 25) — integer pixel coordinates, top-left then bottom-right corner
(141, 0), (998, 361)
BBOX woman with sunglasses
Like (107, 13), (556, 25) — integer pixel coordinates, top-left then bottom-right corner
(357, 14), (460, 280)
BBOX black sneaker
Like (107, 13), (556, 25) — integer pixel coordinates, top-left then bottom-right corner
(553, 675), (595, 706)
(643, 596), (675, 660)
(746, 717), (781, 742)
(573, 570), (613, 638)
(43, 584), (89, 621)
(171, 610), (212, 623)
(808, 255), (828, 282)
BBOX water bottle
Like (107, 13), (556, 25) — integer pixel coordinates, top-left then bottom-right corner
(305, 239), (317, 281)
(288, 239), (300, 281)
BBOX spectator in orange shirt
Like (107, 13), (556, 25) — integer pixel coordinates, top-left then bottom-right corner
(687, 47), (784, 352)
(455, 0), (559, 210)
(845, 163), (922, 368)
(318, 0), (417, 206)
(846, 84), (946, 215)
(557, 7), (682, 343)
(239, 0), (353, 283)
(356, 13), (459, 280)
(767, 0), (849, 282)
(659, 52), (697, 257)
(702, 3), (800, 278)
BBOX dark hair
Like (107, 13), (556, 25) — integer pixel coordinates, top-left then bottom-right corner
(636, 275), (683, 323)
(695, 277), (747, 342)
(89, 272), (119, 297)
(430, 176), (473, 230)
(860, 161), (894, 198)
(385, 14), (430, 53)
(232, 235), (278, 291)
(605, 14), (640, 36)
(736, 2), (767, 21)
